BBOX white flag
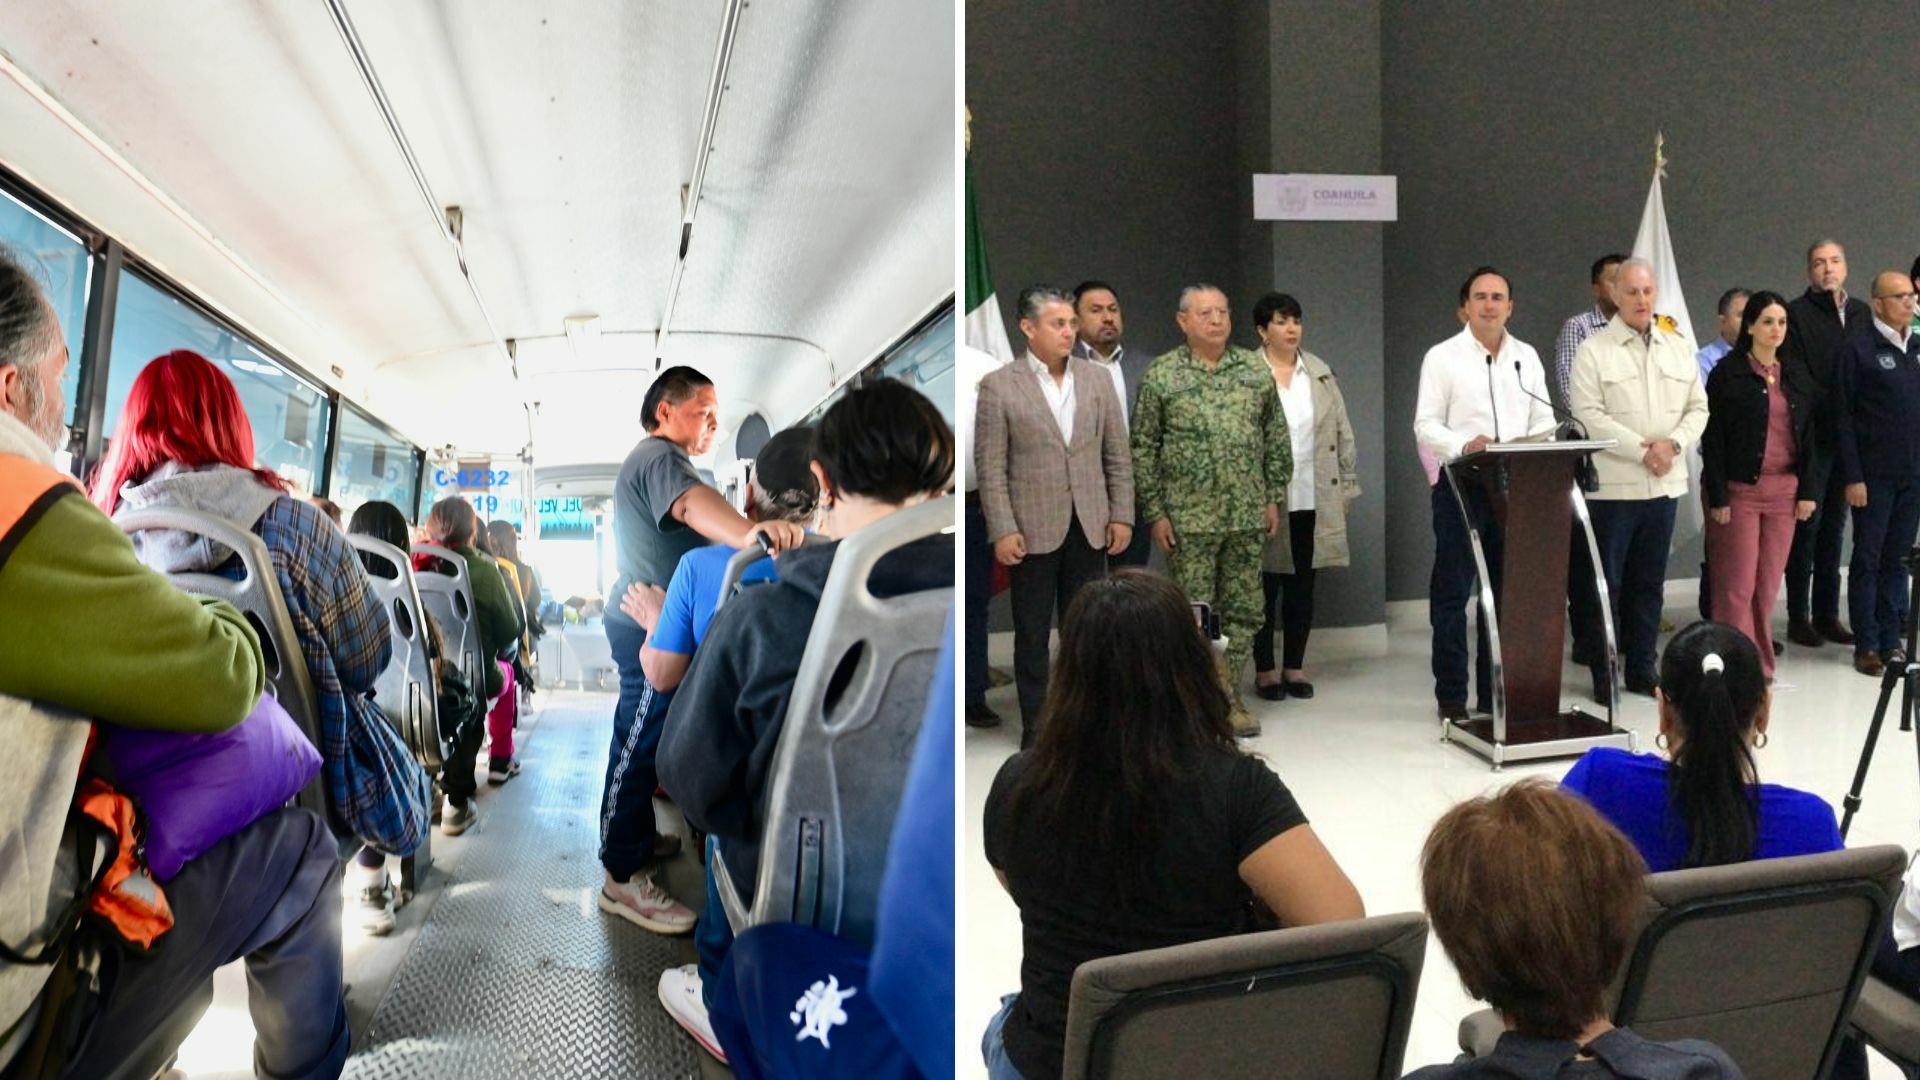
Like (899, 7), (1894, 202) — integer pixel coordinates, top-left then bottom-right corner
(1630, 136), (1704, 544)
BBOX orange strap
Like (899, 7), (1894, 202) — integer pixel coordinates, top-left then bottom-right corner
(75, 779), (173, 949)
(0, 455), (80, 538)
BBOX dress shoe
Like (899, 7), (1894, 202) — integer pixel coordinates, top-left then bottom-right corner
(1772, 638), (1784, 657)
(1888, 649), (1910, 669)
(1787, 618), (1823, 648)
(1570, 640), (1599, 668)
(1283, 678), (1315, 700)
(1815, 616), (1856, 646)
(1437, 702), (1469, 724)
(965, 703), (1002, 729)
(1254, 675), (1285, 702)
(1624, 671), (1660, 697)
(1855, 651), (1886, 677)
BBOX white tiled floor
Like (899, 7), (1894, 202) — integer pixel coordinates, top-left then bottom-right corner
(962, 597), (1920, 1078)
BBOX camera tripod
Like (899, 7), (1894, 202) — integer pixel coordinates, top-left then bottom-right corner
(1839, 546), (1920, 839)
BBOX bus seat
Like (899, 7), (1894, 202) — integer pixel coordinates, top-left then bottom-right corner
(710, 496), (953, 949)
(1062, 912), (1429, 1080)
(345, 536), (444, 769)
(410, 544), (485, 711)
(116, 508), (326, 820)
(714, 532), (831, 615)
(1457, 844), (1904, 1080)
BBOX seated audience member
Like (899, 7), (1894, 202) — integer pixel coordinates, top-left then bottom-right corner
(1407, 780), (1739, 1078)
(348, 500), (481, 840)
(0, 252), (348, 1078)
(91, 350), (431, 938)
(1562, 621), (1840, 872)
(981, 570), (1364, 1080)
(657, 380), (954, 1030)
(420, 499), (525, 788)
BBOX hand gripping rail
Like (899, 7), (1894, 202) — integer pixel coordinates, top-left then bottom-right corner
(346, 536), (444, 769)
(410, 543), (485, 711)
(115, 508), (326, 818)
(711, 496), (954, 948)
(713, 531), (831, 615)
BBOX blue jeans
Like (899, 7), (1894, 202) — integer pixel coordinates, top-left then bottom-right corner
(1849, 476), (1920, 655)
(1430, 474), (1501, 709)
(695, 834), (735, 1007)
(601, 617), (667, 880)
(1588, 497), (1678, 678)
(981, 993), (1028, 1080)
(66, 808), (349, 1080)
(965, 498), (991, 707)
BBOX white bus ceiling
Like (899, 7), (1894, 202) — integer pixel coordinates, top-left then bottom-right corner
(0, 0), (954, 474)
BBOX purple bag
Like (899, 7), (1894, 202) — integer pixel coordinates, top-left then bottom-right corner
(101, 693), (323, 881)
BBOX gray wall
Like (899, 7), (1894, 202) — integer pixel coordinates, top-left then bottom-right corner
(968, 0), (1920, 623)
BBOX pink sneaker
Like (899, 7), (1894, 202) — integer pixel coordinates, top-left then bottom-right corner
(598, 872), (695, 934)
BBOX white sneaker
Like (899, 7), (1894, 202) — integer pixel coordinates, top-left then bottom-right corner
(351, 860), (395, 936)
(658, 964), (727, 1063)
(598, 872), (697, 935)
(441, 800), (477, 837)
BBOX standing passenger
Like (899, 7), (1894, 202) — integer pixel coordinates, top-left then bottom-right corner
(599, 366), (801, 934)
(1248, 292), (1358, 703)
(1570, 259), (1709, 699)
(1072, 280), (1155, 568)
(977, 285), (1132, 746)
(1131, 284), (1290, 736)
(1834, 272), (1920, 676)
(1413, 267), (1555, 723)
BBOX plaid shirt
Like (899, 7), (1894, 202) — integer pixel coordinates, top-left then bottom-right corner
(1554, 305), (1610, 404)
(255, 498), (429, 855)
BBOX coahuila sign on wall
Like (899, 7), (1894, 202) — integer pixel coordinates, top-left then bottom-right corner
(1252, 174), (1398, 221)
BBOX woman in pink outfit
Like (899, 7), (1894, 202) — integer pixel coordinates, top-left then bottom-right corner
(1700, 291), (1825, 680)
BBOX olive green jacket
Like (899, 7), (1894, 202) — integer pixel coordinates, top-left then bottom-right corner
(1131, 344), (1292, 534)
(1263, 350), (1360, 573)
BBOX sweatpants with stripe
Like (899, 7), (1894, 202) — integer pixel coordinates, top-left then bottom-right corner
(601, 618), (670, 881)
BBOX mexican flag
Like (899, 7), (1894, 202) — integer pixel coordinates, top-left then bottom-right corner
(964, 158), (1015, 362)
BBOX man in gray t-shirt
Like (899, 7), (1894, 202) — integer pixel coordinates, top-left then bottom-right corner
(598, 366), (803, 936)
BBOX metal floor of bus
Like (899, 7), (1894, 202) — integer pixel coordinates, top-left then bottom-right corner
(167, 689), (731, 1080)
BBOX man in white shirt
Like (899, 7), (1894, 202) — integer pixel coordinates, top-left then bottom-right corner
(1072, 280), (1155, 568)
(1570, 259), (1709, 698)
(1413, 266), (1555, 722)
(959, 342), (1007, 729)
(976, 286), (1132, 743)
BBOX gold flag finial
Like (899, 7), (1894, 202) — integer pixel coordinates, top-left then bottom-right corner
(1654, 131), (1667, 178)
(965, 105), (972, 156)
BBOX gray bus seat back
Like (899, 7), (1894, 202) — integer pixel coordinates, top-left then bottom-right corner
(743, 496), (954, 948)
(714, 532), (829, 616)
(410, 543), (485, 698)
(116, 508), (326, 818)
(346, 536), (443, 768)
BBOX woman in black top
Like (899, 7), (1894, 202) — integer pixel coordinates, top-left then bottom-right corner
(981, 570), (1363, 1080)
(1699, 290), (1824, 681)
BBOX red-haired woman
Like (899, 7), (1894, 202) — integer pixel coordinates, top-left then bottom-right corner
(93, 350), (430, 935)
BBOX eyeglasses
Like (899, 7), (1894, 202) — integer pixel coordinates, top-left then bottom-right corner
(1875, 291), (1917, 301)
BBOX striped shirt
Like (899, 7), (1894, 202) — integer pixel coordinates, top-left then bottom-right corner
(1554, 305), (1610, 404)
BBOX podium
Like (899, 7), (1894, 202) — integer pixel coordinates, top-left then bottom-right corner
(1440, 441), (1637, 769)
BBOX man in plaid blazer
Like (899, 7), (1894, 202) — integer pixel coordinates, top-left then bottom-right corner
(976, 285), (1134, 746)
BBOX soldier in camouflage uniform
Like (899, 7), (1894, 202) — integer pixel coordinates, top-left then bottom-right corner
(1132, 284), (1292, 735)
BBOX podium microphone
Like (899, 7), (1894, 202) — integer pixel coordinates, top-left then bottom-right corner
(1515, 359), (1599, 493)
(1485, 353), (1501, 442)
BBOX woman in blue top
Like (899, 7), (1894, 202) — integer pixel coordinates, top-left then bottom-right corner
(1562, 620), (1840, 872)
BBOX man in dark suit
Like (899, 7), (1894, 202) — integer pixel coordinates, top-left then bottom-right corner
(978, 285), (1134, 745)
(1072, 280), (1155, 568)
(1784, 240), (1876, 648)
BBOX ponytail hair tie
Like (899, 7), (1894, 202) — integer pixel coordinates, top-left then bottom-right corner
(1700, 652), (1725, 675)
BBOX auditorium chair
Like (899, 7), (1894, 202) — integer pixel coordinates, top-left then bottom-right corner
(1850, 975), (1920, 1079)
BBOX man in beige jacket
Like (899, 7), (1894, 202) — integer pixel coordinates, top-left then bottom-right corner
(1570, 259), (1708, 699)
